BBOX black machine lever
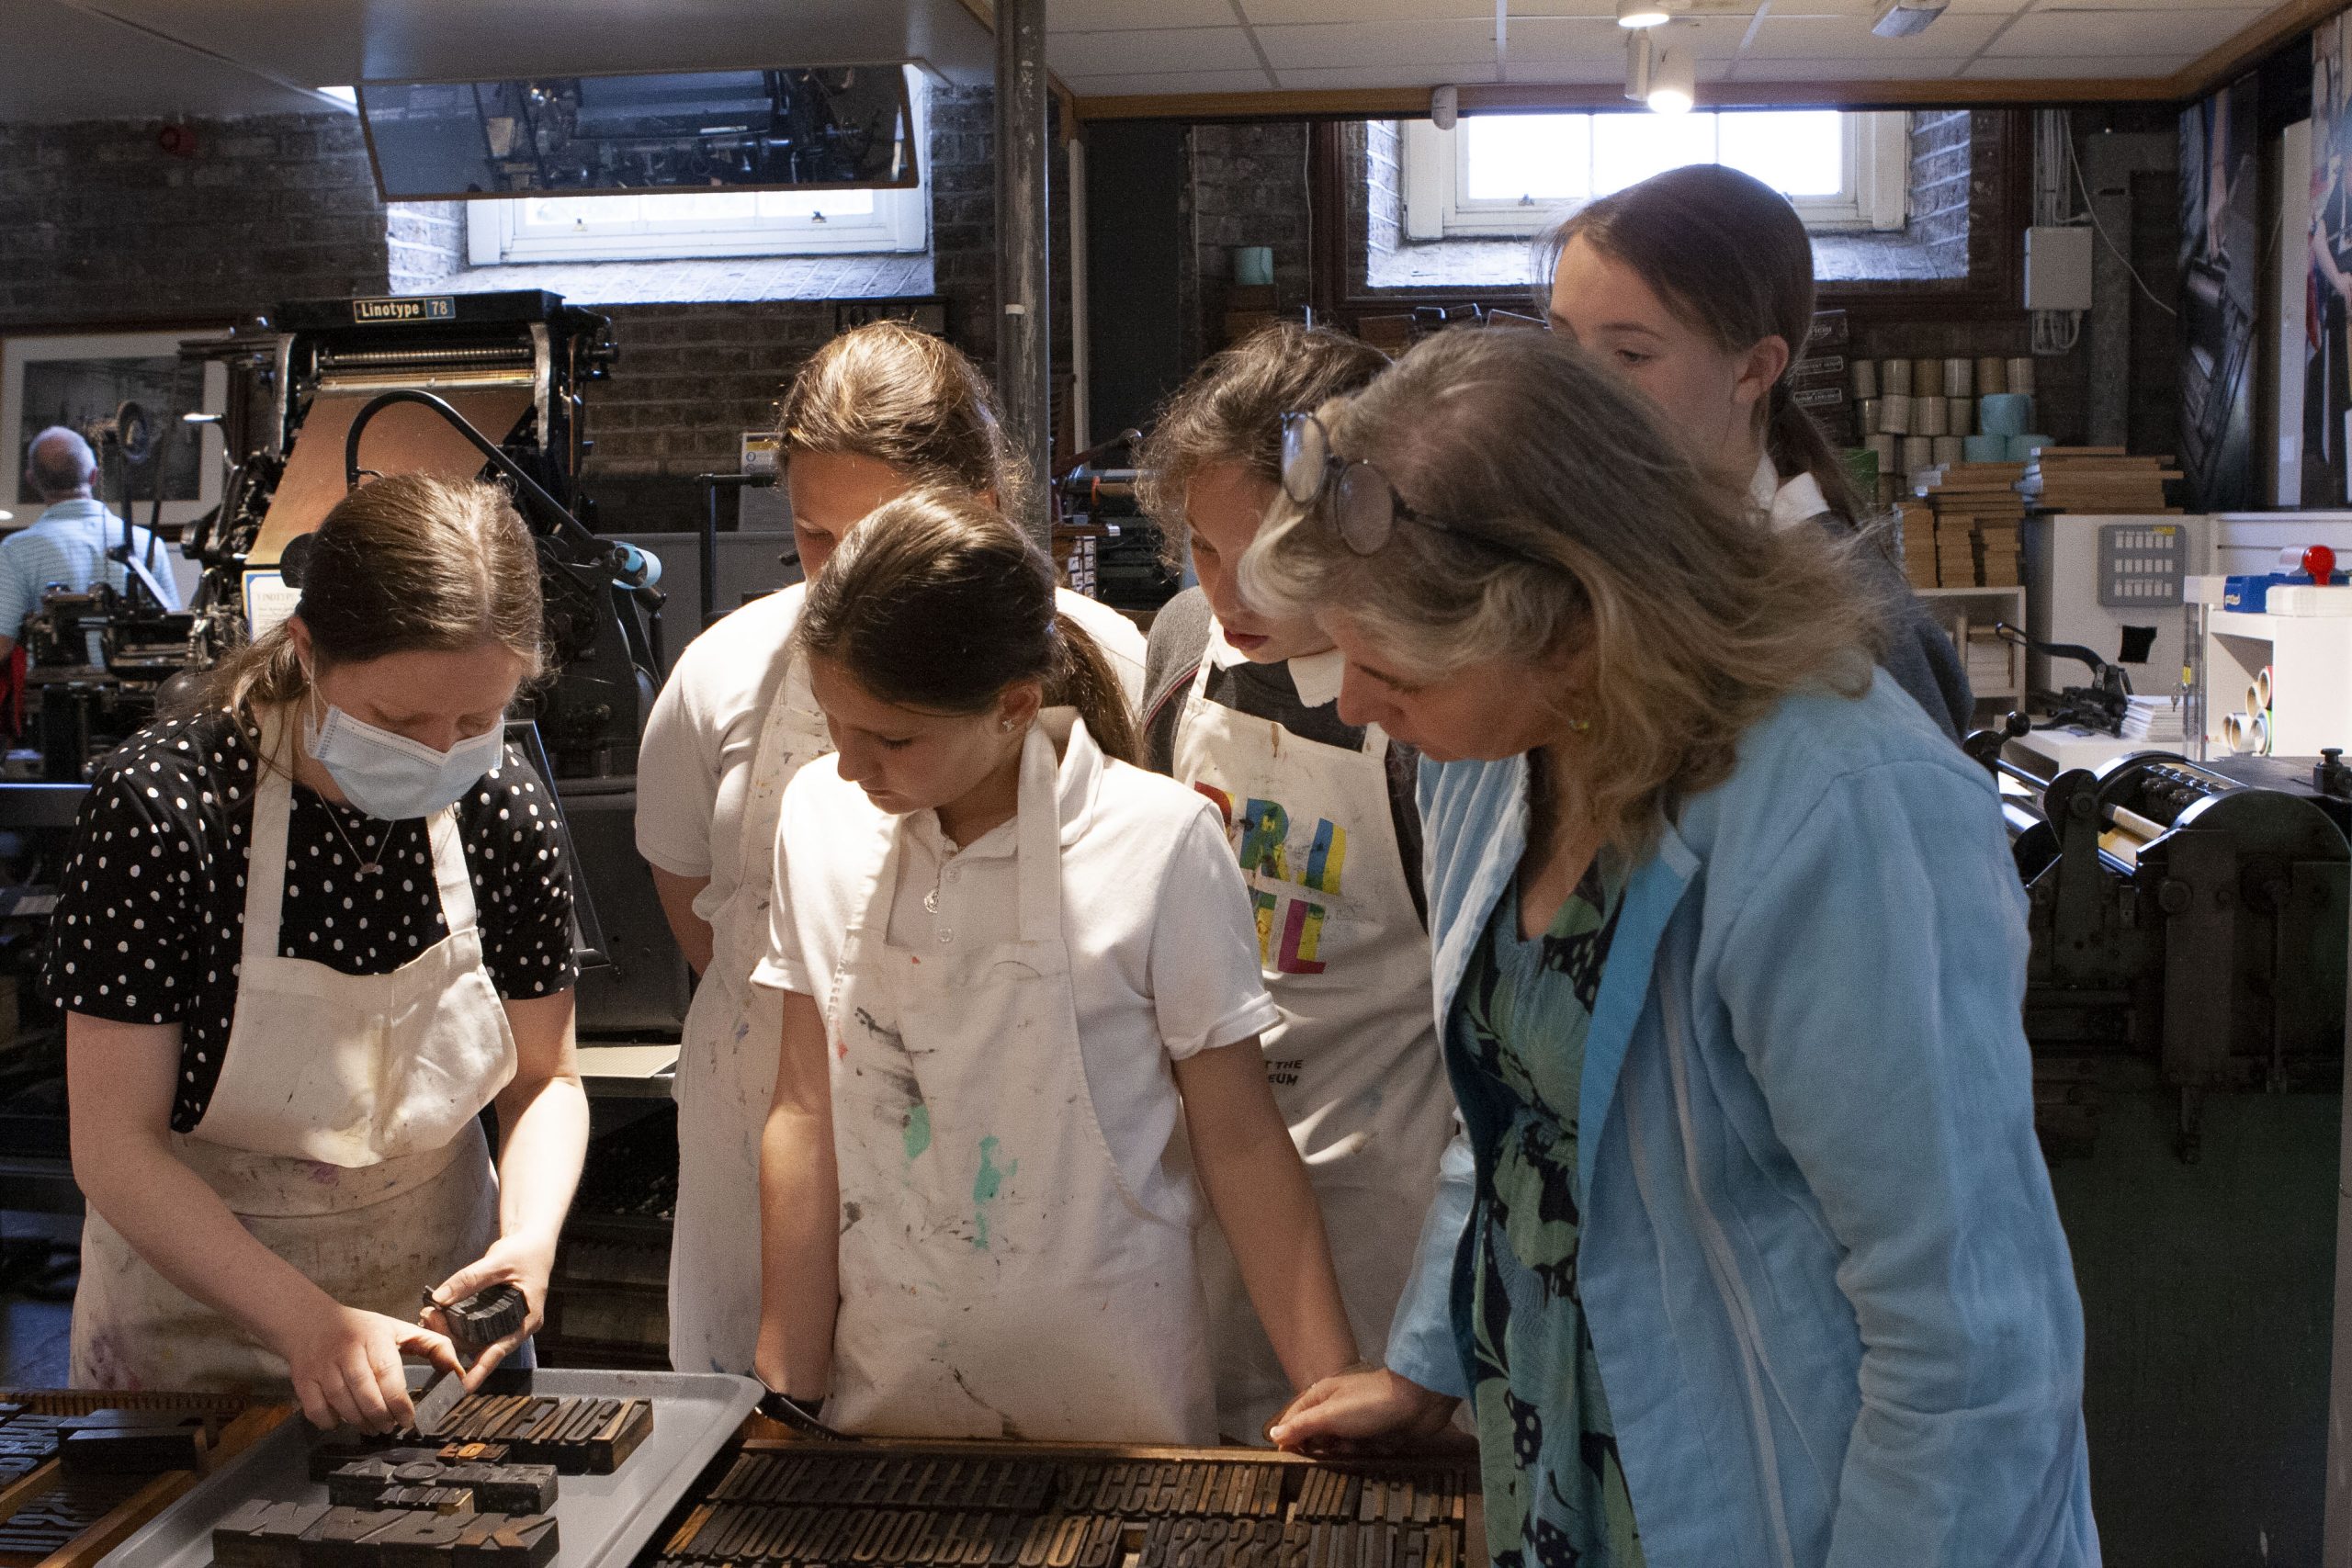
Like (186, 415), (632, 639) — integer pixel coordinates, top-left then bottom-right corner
(340, 388), (657, 594)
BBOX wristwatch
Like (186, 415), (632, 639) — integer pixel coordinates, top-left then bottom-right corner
(755, 1385), (855, 1442)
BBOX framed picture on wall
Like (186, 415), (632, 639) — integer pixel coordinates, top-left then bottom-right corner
(0, 328), (231, 529)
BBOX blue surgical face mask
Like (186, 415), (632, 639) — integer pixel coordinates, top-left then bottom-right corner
(303, 701), (506, 821)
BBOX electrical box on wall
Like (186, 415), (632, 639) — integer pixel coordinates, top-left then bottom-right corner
(2024, 225), (2095, 311)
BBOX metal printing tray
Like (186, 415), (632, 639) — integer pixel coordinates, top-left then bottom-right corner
(100, 1368), (760, 1568)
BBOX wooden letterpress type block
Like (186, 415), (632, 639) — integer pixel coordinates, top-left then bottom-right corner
(367, 1507), (476, 1568)
(214, 1500), (332, 1568)
(298, 1506), (408, 1568)
(462, 1513), (560, 1568)
(374, 1486), (475, 1515)
(59, 1425), (204, 1472)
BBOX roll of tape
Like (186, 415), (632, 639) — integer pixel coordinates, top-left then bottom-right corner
(2007, 434), (2053, 461)
(1976, 355), (2008, 395)
(1977, 393), (2033, 436)
(2257, 664), (2274, 712)
(1950, 398), (1973, 437)
(2252, 711), (2273, 755)
(1942, 357), (1974, 398)
(1915, 395), (1950, 436)
(1850, 361), (1879, 400)
(2007, 356), (2036, 395)
(2222, 712), (2245, 753)
(1881, 357), (1913, 397)
(1877, 393), (1913, 434)
(1963, 434), (2009, 462)
(1915, 358), (1943, 395)
(1932, 436), (1965, 466)
(2246, 682), (2264, 720)
(1859, 397), (1882, 434)
(1868, 433), (1899, 468)
(1900, 435), (1935, 472)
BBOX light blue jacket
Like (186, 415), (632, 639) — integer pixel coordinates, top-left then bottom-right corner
(1384, 674), (2098, 1568)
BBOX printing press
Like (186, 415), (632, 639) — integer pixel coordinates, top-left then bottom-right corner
(0, 294), (693, 1346)
(1965, 717), (2351, 1159)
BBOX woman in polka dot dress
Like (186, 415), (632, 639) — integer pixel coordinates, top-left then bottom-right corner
(55, 475), (587, 1433)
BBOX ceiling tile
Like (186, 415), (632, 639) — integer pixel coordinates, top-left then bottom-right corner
(1963, 51), (2191, 74)
(1241, 0), (1491, 21)
(1066, 68), (1289, 93)
(1254, 17), (1500, 65)
(1981, 6), (2256, 55)
(1727, 53), (1977, 78)
(1502, 16), (1624, 59)
(1504, 0), (1621, 17)
(2036, 0), (2266, 9)
(1051, 0), (1240, 27)
(1273, 60), (1504, 85)
(1740, 11), (2005, 57)
(1047, 25), (1264, 74)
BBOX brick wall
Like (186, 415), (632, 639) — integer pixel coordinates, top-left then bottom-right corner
(1182, 122), (1313, 365)
(0, 114), (417, 329)
(0, 90), (1005, 532)
(1910, 110), (1973, 276)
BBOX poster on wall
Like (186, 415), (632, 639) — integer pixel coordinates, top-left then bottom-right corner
(0, 331), (228, 527)
(2307, 17), (2351, 506)
(2180, 73), (2260, 513)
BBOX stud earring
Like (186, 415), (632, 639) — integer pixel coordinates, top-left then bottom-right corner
(1001, 719), (1015, 732)
(1566, 716), (1593, 734)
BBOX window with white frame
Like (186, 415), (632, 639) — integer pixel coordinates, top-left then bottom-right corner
(464, 72), (928, 265)
(1403, 109), (1908, 240)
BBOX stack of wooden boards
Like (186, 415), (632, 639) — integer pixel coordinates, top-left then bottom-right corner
(1901, 462), (2028, 589)
(2018, 447), (2182, 513)
(651, 1447), (1478, 1568)
(210, 1397), (655, 1568)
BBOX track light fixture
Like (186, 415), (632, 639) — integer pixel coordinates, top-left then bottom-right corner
(1617, 0), (1671, 27)
(1623, 28), (1695, 113)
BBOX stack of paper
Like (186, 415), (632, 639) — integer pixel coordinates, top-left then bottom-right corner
(2120, 694), (2186, 743)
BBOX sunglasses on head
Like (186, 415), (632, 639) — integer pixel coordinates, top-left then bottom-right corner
(1277, 412), (1555, 570)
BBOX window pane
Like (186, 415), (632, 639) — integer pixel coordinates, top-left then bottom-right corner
(1461, 114), (1591, 204)
(754, 188), (877, 219)
(1716, 111), (1847, 196)
(523, 195), (638, 230)
(638, 191), (760, 222)
(1590, 111), (1720, 195)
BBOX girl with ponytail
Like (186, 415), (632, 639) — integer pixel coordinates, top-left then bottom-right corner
(749, 489), (1357, 1445)
(1541, 164), (1974, 739)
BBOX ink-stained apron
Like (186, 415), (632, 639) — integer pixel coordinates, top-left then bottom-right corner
(1171, 633), (1453, 1440)
(820, 721), (1216, 1444)
(669, 641), (831, 1375)
(71, 710), (514, 1393)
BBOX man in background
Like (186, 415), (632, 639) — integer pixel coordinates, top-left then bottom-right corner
(2, 426), (184, 665)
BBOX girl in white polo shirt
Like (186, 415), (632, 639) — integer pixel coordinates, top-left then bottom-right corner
(636, 321), (1145, 1378)
(751, 489), (1357, 1445)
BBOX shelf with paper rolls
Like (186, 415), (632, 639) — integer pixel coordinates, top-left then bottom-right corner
(2195, 606), (2352, 757)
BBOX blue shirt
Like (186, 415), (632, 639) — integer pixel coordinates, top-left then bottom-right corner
(0, 499), (184, 660)
(1385, 673), (2098, 1568)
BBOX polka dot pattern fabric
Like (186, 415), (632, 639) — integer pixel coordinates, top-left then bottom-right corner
(43, 710), (578, 1130)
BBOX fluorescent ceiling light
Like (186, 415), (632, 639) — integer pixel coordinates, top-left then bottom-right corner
(1871, 0), (1948, 37)
(1618, 0), (1671, 27)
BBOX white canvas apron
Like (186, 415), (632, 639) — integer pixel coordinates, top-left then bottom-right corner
(1171, 635), (1454, 1440)
(667, 649), (831, 1375)
(71, 711), (517, 1393)
(820, 722), (1216, 1445)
